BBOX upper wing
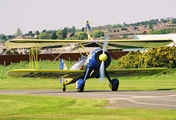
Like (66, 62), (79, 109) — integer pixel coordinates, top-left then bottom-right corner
(101, 39), (173, 49)
(5, 38), (173, 49)
(107, 68), (167, 77)
(7, 69), (85, 79)
(5, 40), (66, 49)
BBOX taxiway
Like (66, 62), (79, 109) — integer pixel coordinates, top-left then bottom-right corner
(0, 90), (176, 109)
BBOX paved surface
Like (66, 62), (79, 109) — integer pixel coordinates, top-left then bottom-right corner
(0, 90), (176, 109)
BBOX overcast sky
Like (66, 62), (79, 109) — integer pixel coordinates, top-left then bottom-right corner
(1, 0), (176, 35)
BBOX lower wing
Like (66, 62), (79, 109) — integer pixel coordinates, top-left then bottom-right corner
(7, 69), (85, 79)
(107, 68), (167, 77)
(7, 68), (167, 79)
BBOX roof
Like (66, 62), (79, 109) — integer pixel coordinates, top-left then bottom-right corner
(105, 31), (147, 36)
(15, 35), (35, 39)
(133, 34), (176, 46)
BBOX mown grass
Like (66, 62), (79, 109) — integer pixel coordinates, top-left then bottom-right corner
(0, 95), (176, 120)
(0, 60), (176, 90)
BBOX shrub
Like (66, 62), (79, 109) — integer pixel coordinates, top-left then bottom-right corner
(118, 46), (176, 69)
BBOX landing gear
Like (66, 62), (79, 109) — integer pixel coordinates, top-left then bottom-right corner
(62, 85), (66, 92)
(105, 71), (119, 91)
(110, 78), (119, 91)
(76, 79), (85, 92)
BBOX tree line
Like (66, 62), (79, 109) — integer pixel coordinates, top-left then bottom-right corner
(0, 27), (104, 41)
(1, 17), (176, 41)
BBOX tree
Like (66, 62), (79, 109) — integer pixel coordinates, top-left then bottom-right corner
(56, 28), (68, 39)
(68, 26), (76, 33)
(148, 29), (169, 34)
(171, 18), (176, 24)
(35, 31), (40, 35)
(42, 30), (47, 33)
(51, 31), (58, 39)
(6, 35), (15, 40)
(81, 27), (85, 32)
(77, 32), (87, 40)
(148, 20), (154, 30)
(112, 24), (122, 28)
(14, 28), (22, 37)
(37, 32), (52, 39)
(26, 31), (34, 36)
(0, 34), (6, 41)
(62, 27), (68, 39)
(93, 30), (104, 38)
(56, 30), (62, 39)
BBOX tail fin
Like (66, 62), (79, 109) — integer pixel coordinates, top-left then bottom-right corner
(60, 59), (68, 70)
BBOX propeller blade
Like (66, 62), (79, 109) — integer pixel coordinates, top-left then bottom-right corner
(103, 35), (109, 53)
(99, 35), (109, 81)
(100, 61), (105, 81)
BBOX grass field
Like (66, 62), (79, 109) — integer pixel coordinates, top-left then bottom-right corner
(0, 60), (176, 119)
(0, 95), (176, 120)
(0, 60), (176, 90)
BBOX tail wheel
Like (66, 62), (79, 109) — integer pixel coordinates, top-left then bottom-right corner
(111, 78), (119, 91)
(76, 79), (85, 92)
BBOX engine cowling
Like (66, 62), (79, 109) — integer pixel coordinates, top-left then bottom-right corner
(86, 49), (111, 70)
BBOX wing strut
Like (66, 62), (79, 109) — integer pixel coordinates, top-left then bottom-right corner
(74, 43), (90, 57)
(29, 43), (39, 69)
(79, 43), (89, 56)
(75, 47), (85, 58)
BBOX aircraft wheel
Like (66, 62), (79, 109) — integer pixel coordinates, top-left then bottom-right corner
(62, 86), (66, 92)
(76, 79), (85, 92)
(111, 78), (119, 91)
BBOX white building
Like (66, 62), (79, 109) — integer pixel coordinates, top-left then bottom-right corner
(122, 34), (176, 52)
(133, 34), (176, 46)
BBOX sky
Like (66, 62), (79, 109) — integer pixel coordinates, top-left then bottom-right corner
(1, 0), (176, 35)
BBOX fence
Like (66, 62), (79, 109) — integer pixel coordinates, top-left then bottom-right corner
(0, 52), (128, 66)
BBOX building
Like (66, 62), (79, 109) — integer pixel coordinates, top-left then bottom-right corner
(133, 34), (176, 46)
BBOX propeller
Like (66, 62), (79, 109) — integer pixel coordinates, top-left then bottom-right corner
(99, 36), (109, 81)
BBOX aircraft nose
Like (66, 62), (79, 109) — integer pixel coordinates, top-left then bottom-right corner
(99, 53), (108, 61)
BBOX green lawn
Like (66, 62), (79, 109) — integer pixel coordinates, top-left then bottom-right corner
(0, 95), (176, 120)
(0, 60), (176, 90)
(0, 75), (176, 91)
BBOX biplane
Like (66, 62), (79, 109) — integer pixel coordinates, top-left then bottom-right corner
(5, 22), (173, 92)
